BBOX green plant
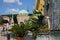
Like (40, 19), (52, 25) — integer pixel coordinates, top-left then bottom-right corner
(33, 9), (40, 14)
(32, 31), (37, 39)
(0, 19), (8, 23)
(9, 22), (26, 37)
(13, 15), (18, 24)
(27, 9), (48, 39)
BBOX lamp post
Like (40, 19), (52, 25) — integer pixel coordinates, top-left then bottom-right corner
(46, 16), (50, 32)
(45, 16), (51, 40)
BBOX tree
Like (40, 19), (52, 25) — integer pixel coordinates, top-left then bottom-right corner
(0, 19), (8, 23)
(26, 9), (43, 31)
(13, 15), (18, 24)
(33, 9), (41, 14)
(2, 20), (8, 23)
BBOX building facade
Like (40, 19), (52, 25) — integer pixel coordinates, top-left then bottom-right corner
(36, 0), (50, 16)
(48, 0), (60, 30)
(36, 0), (60, 30)
(17, 14), (30, 24)
(17, 10), (30, 24)
(36, 0), (44, 15)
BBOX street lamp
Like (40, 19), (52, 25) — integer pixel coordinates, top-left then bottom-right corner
(46, 16), (50, 32)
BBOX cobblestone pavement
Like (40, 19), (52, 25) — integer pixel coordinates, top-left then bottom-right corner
(0, 35), (15, 40)
(0, 27), (34, 40)
(0, 27), (16, 40)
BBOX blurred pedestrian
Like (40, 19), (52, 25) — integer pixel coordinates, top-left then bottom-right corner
(7, 33), (10, 40)
(1, 25), (5, 35)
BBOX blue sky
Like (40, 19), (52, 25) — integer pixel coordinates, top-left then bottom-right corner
(0, 0), (35, 15)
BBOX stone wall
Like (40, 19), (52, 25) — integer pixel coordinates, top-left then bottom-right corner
(48, 0), (60, 30)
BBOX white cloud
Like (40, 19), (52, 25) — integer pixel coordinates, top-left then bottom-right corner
(4, 0), (15, 3)
(5, 8), (19, 14)
(3, 0), (22, 5)
(16, 0), (22, 5)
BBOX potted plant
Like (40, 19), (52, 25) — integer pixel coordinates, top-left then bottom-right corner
(9, 22), (26, 40)
(27, 9), (47, 40)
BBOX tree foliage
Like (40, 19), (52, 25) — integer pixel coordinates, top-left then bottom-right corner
(25, 9), (45, 32)
(0, 19), (8, 23)
(13, 15), (18, 24)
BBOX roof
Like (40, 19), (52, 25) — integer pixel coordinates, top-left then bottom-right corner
(18, 10), (29, 14)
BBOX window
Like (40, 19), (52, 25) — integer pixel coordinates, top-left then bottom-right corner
(41, 9), (43, 11)
(43, 5), (44, 7)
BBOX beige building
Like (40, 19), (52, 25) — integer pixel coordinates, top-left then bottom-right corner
(17, 10), (30, 24)
(2, 16), (9, 21)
